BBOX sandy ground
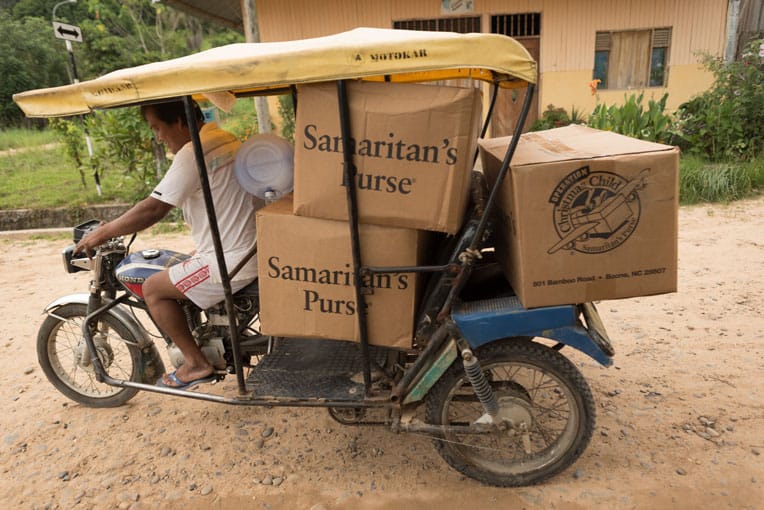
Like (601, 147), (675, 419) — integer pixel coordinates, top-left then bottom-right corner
(0, 196), (762, 510)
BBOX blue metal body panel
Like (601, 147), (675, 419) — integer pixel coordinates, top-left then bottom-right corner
(452, 296), (613, 366)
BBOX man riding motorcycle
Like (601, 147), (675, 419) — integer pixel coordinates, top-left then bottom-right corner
(75, 100), (260, 389)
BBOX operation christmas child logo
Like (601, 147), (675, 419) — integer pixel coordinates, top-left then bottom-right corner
(547, 166), (649, 255)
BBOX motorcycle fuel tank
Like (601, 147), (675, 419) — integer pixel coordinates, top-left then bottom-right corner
(115, 249), (190, 299)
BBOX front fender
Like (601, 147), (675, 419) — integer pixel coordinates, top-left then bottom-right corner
(451, 296), (613, 366)
(43, 293), (165, 383)
(44, 293), (152, 348)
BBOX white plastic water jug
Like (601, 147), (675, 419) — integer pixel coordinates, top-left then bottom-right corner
(234, 133), (294, 201)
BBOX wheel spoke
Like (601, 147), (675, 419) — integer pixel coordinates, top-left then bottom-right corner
(533, 400), (571, 420)
(530, 419), (556, 448)
(425, 341), (595, 486)
(39, 305), (139, 405)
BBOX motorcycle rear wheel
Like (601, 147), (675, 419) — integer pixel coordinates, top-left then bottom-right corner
(425, 339), (595, 487)
(37, 303), (140, 407)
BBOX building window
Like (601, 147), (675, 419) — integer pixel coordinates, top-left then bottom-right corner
(393, 16), (480, 33)
(491, 13), (541, 37)
(593, 28), (671, 89)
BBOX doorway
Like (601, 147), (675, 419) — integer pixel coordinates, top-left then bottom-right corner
(490, 14), (541, 137)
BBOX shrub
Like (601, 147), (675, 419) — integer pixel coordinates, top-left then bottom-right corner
(278, 94), (296, 142)
(531, 105), (570, 130)
(219, 99), (260, 141)
(530, 104), (586, 131)
(87, 108), (161, 201)
(588, 92), (672, 143)
(49, 118), (88, 188)
(673, 38), (764, 161)
(52, 108), (161, 202)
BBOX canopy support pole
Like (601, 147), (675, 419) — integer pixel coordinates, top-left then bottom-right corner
(472, 83), (535, 251)
(437, 83), (536, 321)
(337, 80), (373, 394)
(472, 82), (500, 167)
(183, 96), (247, 396)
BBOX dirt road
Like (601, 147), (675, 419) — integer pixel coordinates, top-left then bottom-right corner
(1, 196), (762, 509)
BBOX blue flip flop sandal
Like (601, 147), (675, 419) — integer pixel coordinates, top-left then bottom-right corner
(156, 370), (216, 389)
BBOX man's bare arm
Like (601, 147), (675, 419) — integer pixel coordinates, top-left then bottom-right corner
(74, 197), (174, 254)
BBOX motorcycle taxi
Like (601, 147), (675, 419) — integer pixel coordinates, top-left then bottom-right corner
(14, 27), (615, 487)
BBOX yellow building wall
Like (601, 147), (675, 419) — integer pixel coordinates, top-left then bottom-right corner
(530, 0), (727, 112)
(541, 64), (715, 118)
(257, 0), (728, 117)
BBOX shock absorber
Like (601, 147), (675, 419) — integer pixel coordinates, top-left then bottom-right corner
(461, 348), (499, 421)
(182, 304), (197, 334)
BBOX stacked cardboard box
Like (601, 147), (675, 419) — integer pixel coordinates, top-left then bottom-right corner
(293, 80), (482, 234)
(479, 125), (679, 308)
(256, 197), (428, 348)
(256, 81), (482, 347)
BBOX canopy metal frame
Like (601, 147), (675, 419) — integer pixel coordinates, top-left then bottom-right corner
(167, 78), (536, 400)
(75, 77), (535, 405)
(18, 28), (539, 405)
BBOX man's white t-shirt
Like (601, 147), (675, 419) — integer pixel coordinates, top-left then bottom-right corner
(151, 122), (262, 284)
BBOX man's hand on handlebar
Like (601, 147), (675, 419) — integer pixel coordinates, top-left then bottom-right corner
(73, 221), (107, 257)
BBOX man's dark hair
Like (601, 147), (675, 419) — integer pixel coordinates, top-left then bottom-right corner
(140, 100), (204, 127)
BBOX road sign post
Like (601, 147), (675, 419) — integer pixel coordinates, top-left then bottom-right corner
(52, 21), (83, 43)
(51, 18), (102, 195)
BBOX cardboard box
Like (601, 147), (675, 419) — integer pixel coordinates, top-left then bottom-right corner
(479, 125), (679, 308)
(256, 197), (428, 348)
(293, 80), (482, 234)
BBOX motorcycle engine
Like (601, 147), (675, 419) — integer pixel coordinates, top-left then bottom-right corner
(167, 336), (227, 370)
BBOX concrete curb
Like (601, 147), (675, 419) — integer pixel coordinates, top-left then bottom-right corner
(0, 227), (71, 240)
(0, 204), (130, 232)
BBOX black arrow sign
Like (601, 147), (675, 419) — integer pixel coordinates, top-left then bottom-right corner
(57, 26), (80, 38)
(52, 21), (83, 42)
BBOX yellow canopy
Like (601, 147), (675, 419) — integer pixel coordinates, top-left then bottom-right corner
(14, 27), (536, 118)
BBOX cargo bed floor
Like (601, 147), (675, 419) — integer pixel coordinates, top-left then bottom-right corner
(246, 337), (390, 402)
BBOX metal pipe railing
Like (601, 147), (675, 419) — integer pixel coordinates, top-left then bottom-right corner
(336, 80), (373, 393)
(183, 96), (247, 395)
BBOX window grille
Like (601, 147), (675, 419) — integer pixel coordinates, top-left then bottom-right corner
(491, 13), (541, 37)
(393, 17), (480, 34)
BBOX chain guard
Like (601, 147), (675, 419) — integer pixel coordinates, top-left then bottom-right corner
(328, 406), (391, 426)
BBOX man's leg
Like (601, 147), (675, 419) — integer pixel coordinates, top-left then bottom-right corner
(143, 270), (213, 385)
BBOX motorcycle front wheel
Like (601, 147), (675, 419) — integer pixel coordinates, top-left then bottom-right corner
(425, 339), (595, 487)
(37, 303), (140, 408)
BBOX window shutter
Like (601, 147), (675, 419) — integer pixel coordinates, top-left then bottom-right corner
(652, 28), (671, 48)
(595, 32), (611, 51)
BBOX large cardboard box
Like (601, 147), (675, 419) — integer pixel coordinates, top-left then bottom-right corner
(256, 197), (428, 348)
(293, 80), (482, 234)
(479, 125), (679, 308)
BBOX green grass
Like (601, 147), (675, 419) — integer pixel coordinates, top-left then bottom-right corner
(27, 231), (72, 241)
(0, 144), (135, 209)
(679, 154), (764, 205)
(0, 128), (58, 151)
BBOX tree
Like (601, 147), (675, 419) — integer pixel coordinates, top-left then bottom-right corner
(12, 0), (86, 20)
(1, 1), (242, 127)
(0, 12), (69, 126)
(241, 0), (271, 133)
